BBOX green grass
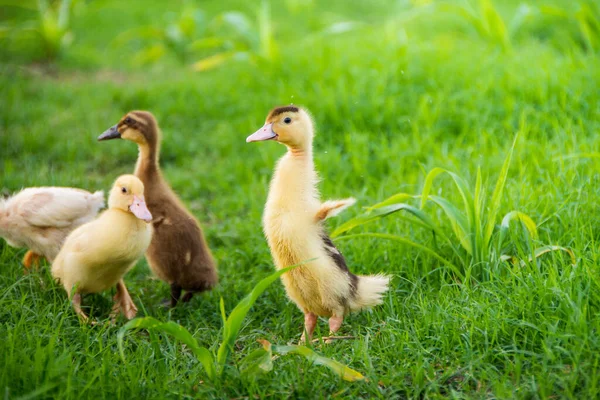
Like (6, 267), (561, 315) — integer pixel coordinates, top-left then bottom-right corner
(1, 0), (600, 398)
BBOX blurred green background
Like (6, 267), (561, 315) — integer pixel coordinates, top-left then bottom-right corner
(1, 0), (600, 398)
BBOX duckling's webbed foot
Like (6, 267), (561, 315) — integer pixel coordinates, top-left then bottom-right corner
(72, 293), (89, 322)
(112, 280), (138, 320)
(169, 283), (182, 307)
(299, 312), (318, 344)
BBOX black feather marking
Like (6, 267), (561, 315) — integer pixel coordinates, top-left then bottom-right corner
(321, 232), (358, 298)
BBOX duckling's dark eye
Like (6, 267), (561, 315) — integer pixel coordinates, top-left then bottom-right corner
(284, 117), (292, 124)
(121, 187), (127, 194)
(125, 117), (133, 124)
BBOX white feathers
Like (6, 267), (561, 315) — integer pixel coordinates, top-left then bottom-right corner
(0, 187), (105, 261)
(350, 274), (391, 312)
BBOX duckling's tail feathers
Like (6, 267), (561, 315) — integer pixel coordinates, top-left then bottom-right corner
(349, 274), (390, 312)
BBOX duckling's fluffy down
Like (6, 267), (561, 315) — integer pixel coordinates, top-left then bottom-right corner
(0, 188), (105, 261)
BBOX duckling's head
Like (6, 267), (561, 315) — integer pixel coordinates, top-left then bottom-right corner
(98, 111), (160, 148)
(108, 174), (152, 222)
(246, 106), (314, 152)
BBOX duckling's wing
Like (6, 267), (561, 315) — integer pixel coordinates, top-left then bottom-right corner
(19, 188), (104, 229)
(315, 198), (356, 221)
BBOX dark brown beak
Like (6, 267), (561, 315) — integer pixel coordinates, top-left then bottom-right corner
(98, 124), (121, 141)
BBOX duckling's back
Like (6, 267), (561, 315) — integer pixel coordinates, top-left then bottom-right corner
(139, 175), (217, 292)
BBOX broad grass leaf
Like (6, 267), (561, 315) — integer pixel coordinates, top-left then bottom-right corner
(57, 0), (71, 30)
(480, 0), (509, 49)
(428, 195), (471, 254)
(189, 37), (226, 51)
(337, 232), (464, 279)
(133, 44), (166, 65)
(239, 340), (273, 376)
(499, 210), (539, 247)
(271, 343), (365, 382)
(192, 51), (240, 71)
(420, 167), (476, 256)
(118, 317), (216, 381)
(367, 193), (416, 210)
(532, 245), (576, 265)
(216, 264), (300, 371)
(331, 203), (441, 239)
(258, 0), (275, 59)
(483, 135), (517, 248)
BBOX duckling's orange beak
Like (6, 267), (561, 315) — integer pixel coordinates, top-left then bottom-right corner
(98, 124), (121, 141)
(129, 195), (152, 222)
(246, 123), (277, 143)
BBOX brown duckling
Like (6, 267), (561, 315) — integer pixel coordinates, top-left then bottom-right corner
(98, 111), (217, 307)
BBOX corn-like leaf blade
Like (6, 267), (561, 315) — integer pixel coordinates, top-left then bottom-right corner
(367, 193), (417, 210)
(428, 195), (472, 254)
(499, 210), (539, 248)
(331, 203), (443, 239)
(483, 135), (517, 247)
(216, 264), (300, 371)
(269, 342), (365, 382)
(336, 232), (464, 279)
(118, 317), (216, 381)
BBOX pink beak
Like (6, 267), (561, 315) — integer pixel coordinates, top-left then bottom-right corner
(246, 123), (277, 142)
(129, 195), (153, 222)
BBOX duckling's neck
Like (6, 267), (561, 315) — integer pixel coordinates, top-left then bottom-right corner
(267, 146), (318, 210)
(134, 142), (160, 180)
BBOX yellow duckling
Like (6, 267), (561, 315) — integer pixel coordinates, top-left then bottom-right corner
(0, 187), (104, 272)
(247, 105), (390, 342)
(51, 175), (153, 322)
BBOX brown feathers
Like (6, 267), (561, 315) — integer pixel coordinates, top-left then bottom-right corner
(267, 105), (300, 120)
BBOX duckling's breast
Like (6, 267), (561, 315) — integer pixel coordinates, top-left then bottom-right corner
(263, 207), (351, 317)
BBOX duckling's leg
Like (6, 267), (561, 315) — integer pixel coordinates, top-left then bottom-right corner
(181, 292), (194, 303)
(23, 250), (44, 274)
(316, 315), (345, 344)
(299, 312), (317, 344)
(170, 283), (182, 307)
(111, 280), (138, 321)
(328, 315), (344, 334)
(71, 293), (89, 322)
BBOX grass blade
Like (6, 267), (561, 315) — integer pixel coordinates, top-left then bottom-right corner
(367, 193), (417, 211)
(331, 203), (442, 239)
(531, 246), (576, 265)
(483, 135), (518, 248)
(240, 340), (273, 376)
(499, 210), (539, 248)
(118, 317), (216, 381)
(336, 232), (464, 279)
(269, 342), (365, 382)
(216, 264), (301, 372)
(427, 195), (471, 254)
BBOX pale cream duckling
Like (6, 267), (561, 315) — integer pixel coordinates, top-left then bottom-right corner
(0, 187), (104, 272)
(51, 175), (153, 322)
(247, 105), (390, 342)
